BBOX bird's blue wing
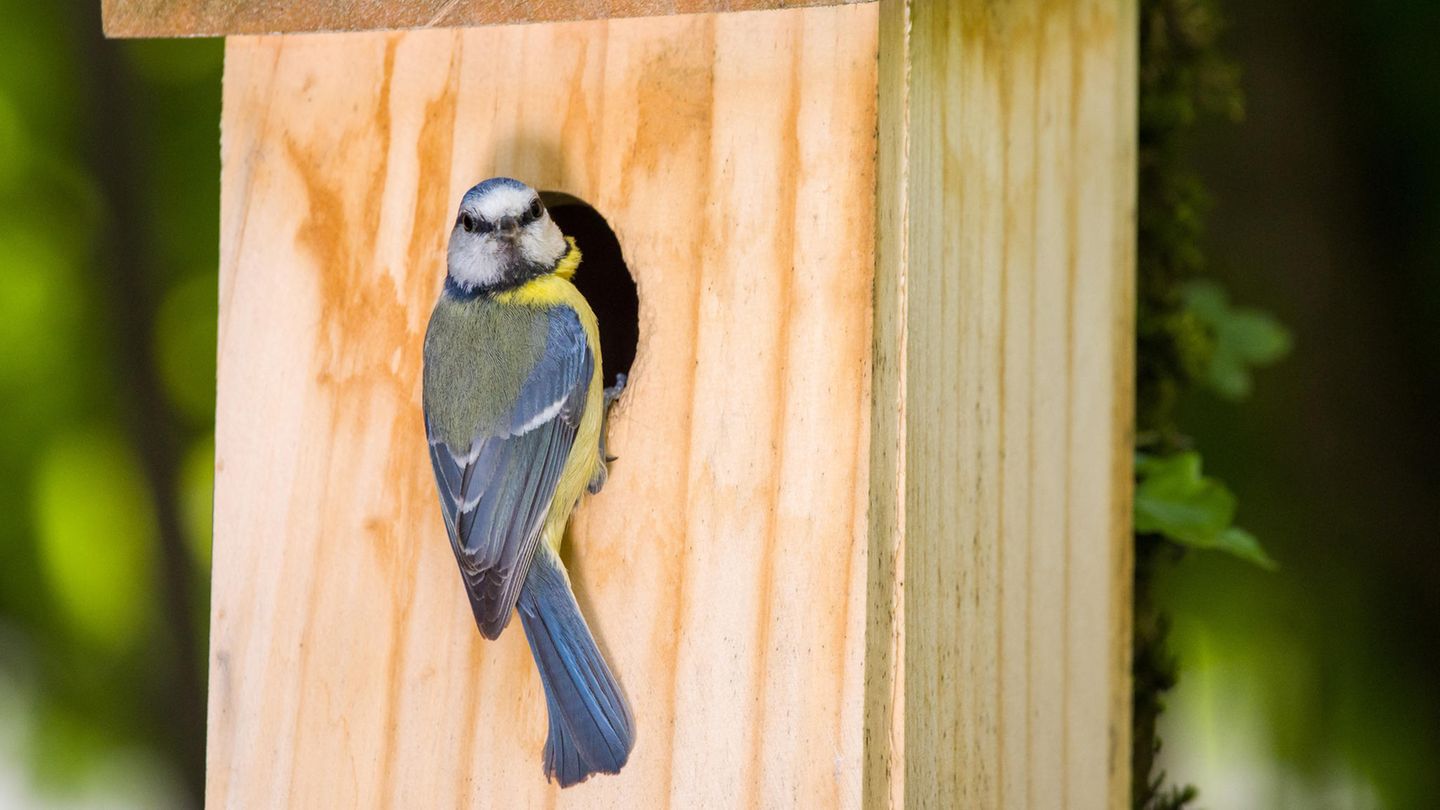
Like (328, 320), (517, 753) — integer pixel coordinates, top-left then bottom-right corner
(426, 307), (593, 639)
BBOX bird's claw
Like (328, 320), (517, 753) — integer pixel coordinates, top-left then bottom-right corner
(603, 373), (628, 409)
(588, 464), (608, 495)
(592, 373), (627, 494)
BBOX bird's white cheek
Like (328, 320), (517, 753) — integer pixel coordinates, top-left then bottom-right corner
(519, 220), (568, 267)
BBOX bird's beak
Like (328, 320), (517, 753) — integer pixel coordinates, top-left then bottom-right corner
(496, 215), (521, 239)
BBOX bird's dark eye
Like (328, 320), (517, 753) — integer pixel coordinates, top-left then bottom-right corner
(527, 198), (543, 222)
(460, 212), (477, 233)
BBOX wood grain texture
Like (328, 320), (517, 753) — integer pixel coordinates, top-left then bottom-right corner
(864, 0), (1136, 807)
(102, 0), (868, 37)
(210, 6), (877, 808)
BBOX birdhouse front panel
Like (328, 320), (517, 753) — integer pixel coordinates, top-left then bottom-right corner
(210, 6), (878, 808)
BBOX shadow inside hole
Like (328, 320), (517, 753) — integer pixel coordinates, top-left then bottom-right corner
(540, 191), (638, 391)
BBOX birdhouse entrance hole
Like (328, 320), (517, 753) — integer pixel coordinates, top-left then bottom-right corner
(540, 191), (638, 391)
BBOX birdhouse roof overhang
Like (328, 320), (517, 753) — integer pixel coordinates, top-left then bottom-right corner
(101, 0), (869, 38)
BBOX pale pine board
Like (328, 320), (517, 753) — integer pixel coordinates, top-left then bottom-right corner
(210, 7), (877, 809)
(865, 0), (1136, 808)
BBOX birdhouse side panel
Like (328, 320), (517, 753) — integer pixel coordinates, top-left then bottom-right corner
(873, 0), (1137, 807)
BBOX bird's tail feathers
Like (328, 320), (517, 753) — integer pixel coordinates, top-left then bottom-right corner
(517, 548), (634, 788)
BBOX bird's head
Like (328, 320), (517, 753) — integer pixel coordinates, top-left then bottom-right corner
(446, 177), (568, 292)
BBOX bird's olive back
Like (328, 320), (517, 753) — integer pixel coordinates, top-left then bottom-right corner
(423, 295), (549, 447)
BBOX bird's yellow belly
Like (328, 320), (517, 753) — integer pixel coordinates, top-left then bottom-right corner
(495, 266), (604, 557)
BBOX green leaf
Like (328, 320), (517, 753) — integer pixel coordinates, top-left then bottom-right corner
(1182, 280), (1292, 400)
(1135, 451), (1276, 569)
(1135, 452), (1236, 544)
(1212, 526), (1278, 571)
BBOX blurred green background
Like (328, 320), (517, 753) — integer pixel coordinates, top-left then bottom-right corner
(0, 2), (218, 807)
(1153, 0), (1440, 808)
(0, 2), (1434, 809)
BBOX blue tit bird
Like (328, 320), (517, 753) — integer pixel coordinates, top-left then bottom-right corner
(422, 177), (634, 787)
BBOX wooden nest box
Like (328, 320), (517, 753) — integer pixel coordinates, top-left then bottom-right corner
(105, 1), (1135, 806)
